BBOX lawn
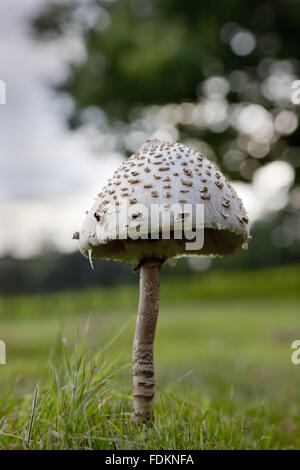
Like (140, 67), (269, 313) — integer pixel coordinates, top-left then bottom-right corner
(0, 265), (300, 449)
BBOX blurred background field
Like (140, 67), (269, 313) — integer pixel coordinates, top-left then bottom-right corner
(1, 264), (300, 449)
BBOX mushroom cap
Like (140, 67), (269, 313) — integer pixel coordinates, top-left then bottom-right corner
(78, 139), (250, 267)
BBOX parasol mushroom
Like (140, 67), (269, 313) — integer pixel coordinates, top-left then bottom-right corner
(74, 139), (250, 423)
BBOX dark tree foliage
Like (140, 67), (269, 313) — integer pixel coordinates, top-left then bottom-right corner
(33, 0), (300, 186)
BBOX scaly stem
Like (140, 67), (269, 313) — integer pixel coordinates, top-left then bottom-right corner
(132, 260), (161, 423)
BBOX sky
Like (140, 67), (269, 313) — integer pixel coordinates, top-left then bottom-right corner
(0, 0), (295, 258)
(0, 0), (124, 257)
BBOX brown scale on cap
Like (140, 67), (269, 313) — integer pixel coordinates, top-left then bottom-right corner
(144, 184), (152, 189)
(215, 181), (224, 189)
(159, 166), (170, 171)
(94, 211), (102, 222)
(128, 178), (140, 184)
(201, 193), (211, 200)
(200, 186), (208, 193)
(181, 179), (193, 187)
(183, 168), (193, 177)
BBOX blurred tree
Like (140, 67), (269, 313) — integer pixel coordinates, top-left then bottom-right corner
(33, 0), (300, 189)
(19, 0), (299, 294)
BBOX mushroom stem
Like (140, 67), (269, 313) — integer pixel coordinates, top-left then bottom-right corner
(132, 260), (162, 423)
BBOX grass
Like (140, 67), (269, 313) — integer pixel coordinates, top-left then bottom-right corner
(0, 265), (300, 449)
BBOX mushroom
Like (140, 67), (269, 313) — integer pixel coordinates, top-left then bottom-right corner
(74, 139), (250, 423)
